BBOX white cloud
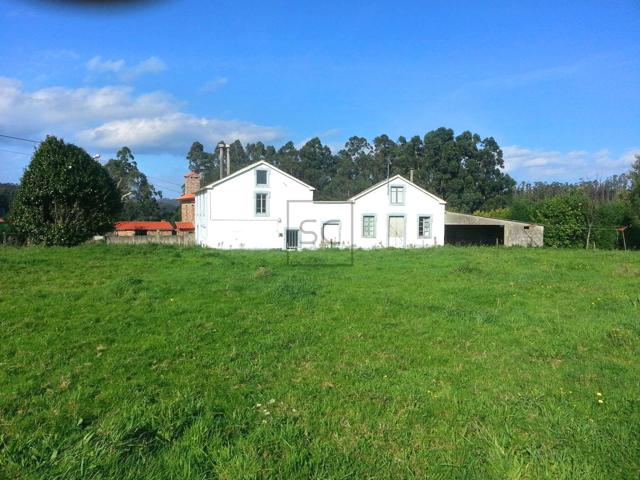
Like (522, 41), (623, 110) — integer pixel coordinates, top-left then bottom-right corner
(77, 114), (282, 152)
(0, 76), (283, 156)
(121, 56), (167, 80)
(87, 56), (126, 74)
(86, 56), (167, 81)
(503, 145), (639, 181)
(200, 77), (228, 93)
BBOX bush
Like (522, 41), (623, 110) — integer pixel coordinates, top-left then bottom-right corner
(10, 136), (121, 246)
(532, 191), (587, 248)
(591, 201), (633, 249)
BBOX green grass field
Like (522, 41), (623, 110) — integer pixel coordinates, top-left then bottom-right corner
(1, 245), (639, 479)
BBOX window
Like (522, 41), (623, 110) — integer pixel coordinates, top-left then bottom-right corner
(256, 169), (268, 186)
(390, 185), (405, 205)
(286, 229), (299, 249)
(255, 193), (268, 215)
(418, 215), (432, 238)
(362, 215), (376, 238)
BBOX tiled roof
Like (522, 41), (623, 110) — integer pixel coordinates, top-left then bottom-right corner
(175, 221), (195, 231)
(176, 193), (195, 202)
(115, 221), (174, 231)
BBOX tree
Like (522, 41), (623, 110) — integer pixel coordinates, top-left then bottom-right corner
(11, 136), (120, 246)
(630, 154), (640, 221)
(298, 138), (336, 198)
(0, 183), (18, 217)
(104, 147), (162, 221)
(187, 141), (217, 184)
(421, 129), (514, 212)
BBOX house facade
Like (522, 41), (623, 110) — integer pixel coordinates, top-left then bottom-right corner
(195, 161), (447, 250)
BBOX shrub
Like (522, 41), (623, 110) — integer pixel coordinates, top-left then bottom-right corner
(532, 190), (587, 248)
(11, 136), (121, 246)
(591, 201), (633, 249)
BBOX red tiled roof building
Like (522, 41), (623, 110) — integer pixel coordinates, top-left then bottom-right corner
(114, 221), (175, 237)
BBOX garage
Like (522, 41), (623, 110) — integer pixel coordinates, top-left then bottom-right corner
(445, 224), (504, 246)
(444, 212), (544, 247)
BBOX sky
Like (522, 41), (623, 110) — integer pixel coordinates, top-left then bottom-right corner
(1, 0), (639, 197)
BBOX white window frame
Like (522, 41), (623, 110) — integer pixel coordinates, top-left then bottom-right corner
(255, 191), (269, 216)
(389, 185), (405, 205)
(417, 214), (432, 239)
(255, 168), (269, 187)
(362, 214), (376, 238)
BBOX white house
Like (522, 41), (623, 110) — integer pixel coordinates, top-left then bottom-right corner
(195, 160), (446, 249)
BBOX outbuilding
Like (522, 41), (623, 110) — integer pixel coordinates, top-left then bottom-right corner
(444, 212), (543, 247)
(113, 221), (175, 237)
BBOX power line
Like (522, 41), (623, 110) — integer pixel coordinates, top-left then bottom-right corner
(0, 134), (41, 144)
(0, 148), (32, 156)
(146, 175), (183, 188)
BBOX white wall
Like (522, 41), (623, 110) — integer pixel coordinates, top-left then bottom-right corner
(196, 163), (313, 249)
(196, 167), (446, 250)
(352, 178), (445, 248)
(287, 201), (353, 249)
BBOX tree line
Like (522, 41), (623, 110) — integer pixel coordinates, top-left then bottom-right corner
(476, 168), (640, 249)
(2, 133), (639, 248)
(187, 127), (515, 213)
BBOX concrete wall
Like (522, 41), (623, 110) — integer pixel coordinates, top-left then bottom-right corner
(445, 212), (544, 247)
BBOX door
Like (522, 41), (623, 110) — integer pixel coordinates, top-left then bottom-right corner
(388, 216), (406, 247)
(322, 221), (341, 247)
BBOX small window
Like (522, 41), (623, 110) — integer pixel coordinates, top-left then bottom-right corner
(418, 215), (432, 238)
(390, 185), (404, 205)
(256, 169), (268, 186)
(255, 193), (268, 215)
(286, 229), (299, 249)
(362, 215), (376, 238)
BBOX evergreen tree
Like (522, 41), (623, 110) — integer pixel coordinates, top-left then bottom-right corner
(11, 136), (120, 246)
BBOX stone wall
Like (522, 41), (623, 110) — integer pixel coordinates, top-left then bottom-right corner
(106, 234), (195, 246)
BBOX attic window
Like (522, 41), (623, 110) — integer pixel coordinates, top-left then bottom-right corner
(256, 169), (268, 186)
(390, 185), (405, 205)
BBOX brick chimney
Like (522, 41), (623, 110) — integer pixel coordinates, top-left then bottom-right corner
(178, 172), (201, 224)
(184, 172), (202, 195)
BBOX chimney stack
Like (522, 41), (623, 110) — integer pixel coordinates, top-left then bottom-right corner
(217, 141), (231, 178)
(409, 169), (414, 182)
(184, 172), (201, 195)
(180, 171), (201, 224)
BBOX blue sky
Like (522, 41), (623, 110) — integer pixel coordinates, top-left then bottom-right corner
(1, 0), (639, 196)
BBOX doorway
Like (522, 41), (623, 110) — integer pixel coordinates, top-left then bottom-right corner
(388, 216), (406, 247)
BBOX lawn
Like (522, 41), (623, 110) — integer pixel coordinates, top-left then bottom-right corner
(0, 245), (639, 479)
